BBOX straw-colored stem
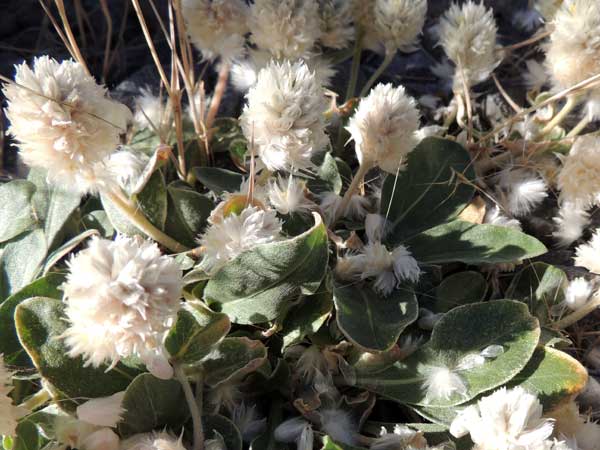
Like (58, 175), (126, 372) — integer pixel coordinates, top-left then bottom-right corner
(334, 162), (371, 224)
(567, 114), (592, 138)
(105, 190), (188, 253)
(174, 364), (204, 450)
(19, 388), (51, 412)
(205, 62), (231, 139)
(554, 295), (600, 330)
(542, 95), (579, 135)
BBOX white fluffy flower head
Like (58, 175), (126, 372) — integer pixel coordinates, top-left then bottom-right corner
(76, 392), (126, 428)
(438, 1), (499, 91)
(3, 57), (131, 194)
(450, 387), (555, 450)
(318, 0), (355, 49)
(249, 0), (321, 59)
(62, 235), (183, 379)
(558, 136), (600, 207)
(497, 169), (548, 218)
(347, 83), (420, 173)
(422, 365), (468, 402)
(0, 355), (27, 436)
(183, 0), (249, 60)
(133, 88), (172, 135)
(199, 204), (282, 275)
(553, 202), (590, 247)
(240, 60), (328, 172)
(268, 175), (313, 215)
(320, 191), (370, 225)
(374, 0), (427, 53)
(563, 277), (593, 311)
(545, 0), (600, 91)
(122, 432), (186, 450)
(575, 229), (600, 274)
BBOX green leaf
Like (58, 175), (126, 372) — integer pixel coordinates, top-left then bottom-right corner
(205, 415), (243, 450)
(506, 263), (566, 325)
(81, 210), (115, 238)
(321, 436), (366, 450)
(194, 167), (243, 194)
(280, 282), (334, 349)
(356, 300), (540, 407)
(101, 171), (167, 235)
(15, 297), (140, 407)
(435, 271), (487, 313)
(165, 301), (230, 363)
(0, 273), (64, 367)
(165, 184), (214, 247)
(0, 229), (47, 300)
(198, 337), (267, 387)
(508, 346), (588, 410)
(28, 168), (81, 250)
(0, 180), (37, 243)
(40, 229), (98, 275)
(407, 220), (547, 265)
(205, 213), (329, 324)
(307, 152), (343, 195)
(381, 138), (475, 245)
(13, 420), (41, 450)
(118, 373), (188, 437)
(334, 284), (418, 352)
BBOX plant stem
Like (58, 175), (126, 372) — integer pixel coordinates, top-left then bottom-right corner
(566, 114), (592, 138)
(359, 49), (395, 98)
(105, 190), (188, 253)
(554, 295), (600, 329)
(345, 36), (363, 101)
(333, 162), (371, 224)
(541, 95), (578, 135)
(174, 364), (204, 450)
(19, 388), (51, 411)
(205, 62), (231, 142)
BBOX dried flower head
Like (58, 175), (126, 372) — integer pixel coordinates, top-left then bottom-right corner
(352, 0), (381, 52)
(62, 235), (183, 380)
(320, 191), (371, 224)
(553, 202), (590, 247)
(249, 0), (321, 59)
(2, 57), (132, 194)
(450, 387), (555, 450)
(438, 1), (499, 91)
(497, 168), (548, 218)
(199, 204), (282, 275)
(318, 0), (355, 49)
(183, 0), (249, 60)
(240, 60), (329, 172)
(545, 0), (600, 92)
(133, 88), (172, 135)
(557, 136), (600, 207)
(374, 0), (427, 53)
(575, 229), (600, 274)
(563, 277), (593, 311)
(347, 83), (420, 173)
(422, 365), (468, 402)
(267, 175), (314, 215)
(76, 392), (126, 428)
(0, 355), (27, 436)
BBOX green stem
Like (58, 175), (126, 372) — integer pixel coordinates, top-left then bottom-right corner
(542, 95), (579, 135)
(105, 190), (189, 253)
(359, 49), (395, 98)
(554, 295), (600, 329)
(174, 364), (204, 450)
(345, 36), (363, 101)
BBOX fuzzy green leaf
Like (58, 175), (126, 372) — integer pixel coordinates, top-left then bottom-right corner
(205, 213), (329, 324)
(165, 183), (213, 247)
(0, 180), (37, 243)
(435, 271), (487, 313)
(194, 167), (243, 194)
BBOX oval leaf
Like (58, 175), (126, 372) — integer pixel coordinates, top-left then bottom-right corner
(381, 137), (475, 245)
(1, 229), (47, 300)
(334, 284), (418, 352)
(406, 220), (547, 265)
(204, 213), (329, 324)
(194, 167), (244, 194)
(165, 184), (214, 247)
(356, 300), (540, 407)
(435, 271), (487, 313)
(0, 180), (37, 243)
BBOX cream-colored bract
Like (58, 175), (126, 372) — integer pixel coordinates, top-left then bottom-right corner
(318, 0), (355, 50)
(374, 0), (427, 53)
(62, 235), (183, 380)
(558, 136), (600, 207)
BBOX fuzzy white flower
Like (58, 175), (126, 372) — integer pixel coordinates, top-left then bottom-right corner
(497, 169), (548, 218)
(268, 175), (314, 215)
(182, 0), (249, 60)
(320, 409), (357, 446)
(320, 191), (371, 224)
(563, 277), (593, 311)
(122, 432), (186, 450)
(0, 355), (27, 436)
(62, 235), (183, 380)
(484, 205), (522, 230)
(574, 420), (600, 450)
(545, 0), (600, 92)
(347, 83), (420, 173)
(199, 205), (282, 274)
(558, 136), (600, 207)
(133, 88), (171, 134)
(371, 425), (427, 450)
(248, 0), (321, 59)
(374, 0), (427, 53)
(105, 150), (149, 195)
(275, 417), (314, 450)
(438, 1), (499, 91)
(2, 57), (132, 194)
(575, 229), (600, 274)
(422, 365), (468, 402)
(232, 403), (267, 443)
(553, 202), (590, 247)
(450, 387), (555, 450)
(524, 60), (549, 92)
(318, 0), (355, 49)
(81, 428), (121, 450)
(240, 60), (328, 172)
(53, 415), (119, 450)
(352, 0), (381, 52)
(76, 391), (126, 428)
